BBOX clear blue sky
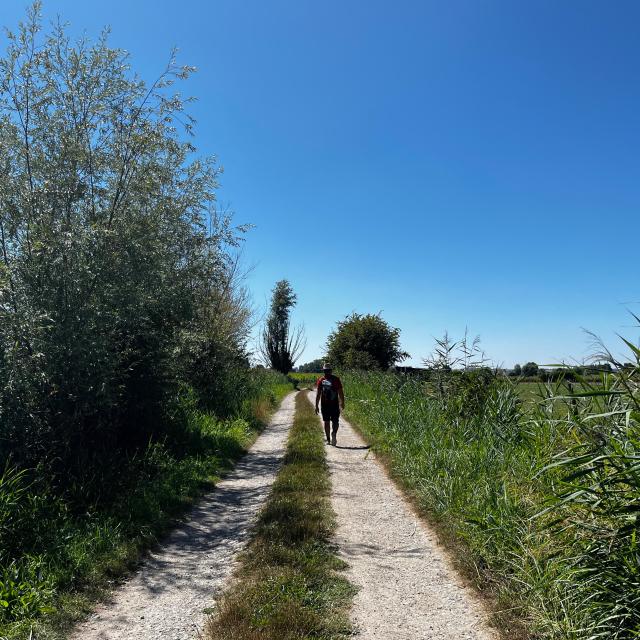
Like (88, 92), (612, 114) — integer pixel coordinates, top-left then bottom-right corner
(4, 1), (640, 367)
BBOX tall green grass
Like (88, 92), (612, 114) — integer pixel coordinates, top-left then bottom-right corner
(0, 370), (293, 640)
(341, 355), (640, 639)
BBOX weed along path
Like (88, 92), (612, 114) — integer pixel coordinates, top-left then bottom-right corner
(307, 392), (497, 640)
(71, 393), (296, 640)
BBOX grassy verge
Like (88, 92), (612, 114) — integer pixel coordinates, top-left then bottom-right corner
(1, 372), (294, 640)
(340, 368), (640, 639)
(204, 391), (355, 640)
(340, 371), (562, 639)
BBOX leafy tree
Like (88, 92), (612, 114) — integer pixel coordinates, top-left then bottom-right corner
(522, 362), (539, 377)
(297, 358), (324, 373)
(259, 280), (305, 374)
(0, 4), (251, 483)
(326, 313), (409, 371)
(510, 363), (522, 377)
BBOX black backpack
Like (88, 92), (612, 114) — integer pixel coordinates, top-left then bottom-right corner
(320, 376), (338, 402)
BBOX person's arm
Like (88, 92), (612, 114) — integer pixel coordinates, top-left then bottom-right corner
(338, 380), (345, 410)
(315, 379), (321, 414)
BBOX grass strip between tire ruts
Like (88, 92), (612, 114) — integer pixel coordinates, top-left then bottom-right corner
(204, 391), (356, 640)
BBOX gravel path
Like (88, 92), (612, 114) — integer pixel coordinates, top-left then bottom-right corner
(308, 392), (498, 639)
(71, 393), (296, 640)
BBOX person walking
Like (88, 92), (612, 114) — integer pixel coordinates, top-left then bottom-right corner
(315, 363), (345, 446)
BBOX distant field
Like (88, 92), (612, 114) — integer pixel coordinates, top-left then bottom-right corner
(290, 372), (320, 388)
(514, 380), (554, 405)
(514, 378), (605, 416)
(292, 373), (603, 403)
(291, 371), (605, 411)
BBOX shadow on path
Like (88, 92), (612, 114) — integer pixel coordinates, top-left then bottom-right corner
(70, 393), (296, 640)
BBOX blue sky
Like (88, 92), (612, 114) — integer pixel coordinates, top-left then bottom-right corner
(4, 1), (639, 367)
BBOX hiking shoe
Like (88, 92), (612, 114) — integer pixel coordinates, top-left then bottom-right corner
(331, 434), (337, 446)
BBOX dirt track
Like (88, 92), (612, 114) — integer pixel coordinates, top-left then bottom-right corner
(309, 391), (497, 639)
(70, 393), (295, 640)
(71, 389), (498, 639)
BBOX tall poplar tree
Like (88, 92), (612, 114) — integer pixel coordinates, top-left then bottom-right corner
(259, 280), (305, 374)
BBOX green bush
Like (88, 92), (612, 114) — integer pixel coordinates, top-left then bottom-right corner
(0, 557), (55, 624)
(326, 312), (409, 370)
(0, 5), (252, 491)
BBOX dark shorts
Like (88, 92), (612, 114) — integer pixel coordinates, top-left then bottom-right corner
(321, 404), (340, 423)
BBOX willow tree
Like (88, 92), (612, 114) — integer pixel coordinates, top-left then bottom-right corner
(0, 3), (250, 477)
(259, 280), (305, 374)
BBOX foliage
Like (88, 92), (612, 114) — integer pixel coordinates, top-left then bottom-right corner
(422, 330), (487, 404)
(342, 326), (640, 639)
(522, 362), (539, 377)
(326, 312), (409, 371)
(296, 357), (324, 373)
(0, 3), (253, 485)
(0, 6), (291, 636)
(205, 392), (354, 640)
(539, 328), (640, 639)
(259, 280), (305, 374)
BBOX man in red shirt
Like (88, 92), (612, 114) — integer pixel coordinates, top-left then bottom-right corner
(315, 363), (345, 446)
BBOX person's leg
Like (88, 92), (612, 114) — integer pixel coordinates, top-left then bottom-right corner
(323, 420), (331, 443)
(331, 415), (339, 445)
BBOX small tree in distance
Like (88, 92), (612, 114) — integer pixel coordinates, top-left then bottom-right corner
(259, 280), (305, 374)
(326, 313), (409, 371)
(297, 358), (324, 373)
(522, 362), (539, 377)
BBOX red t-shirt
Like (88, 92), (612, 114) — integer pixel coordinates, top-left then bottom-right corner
(316, 375), (343, 408)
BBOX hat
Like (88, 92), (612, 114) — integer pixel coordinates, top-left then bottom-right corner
(322, 362), (332, 370)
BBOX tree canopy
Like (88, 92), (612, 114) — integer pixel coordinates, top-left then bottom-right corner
(326, 313), (409, 371)
(296, 358), (324, 373)
(259, 280), (304, 374)
(0, 3), (251, 476)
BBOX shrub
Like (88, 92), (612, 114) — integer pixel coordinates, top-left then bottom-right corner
(326, 312), (409, 371)
(0, 4), (251, 493)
